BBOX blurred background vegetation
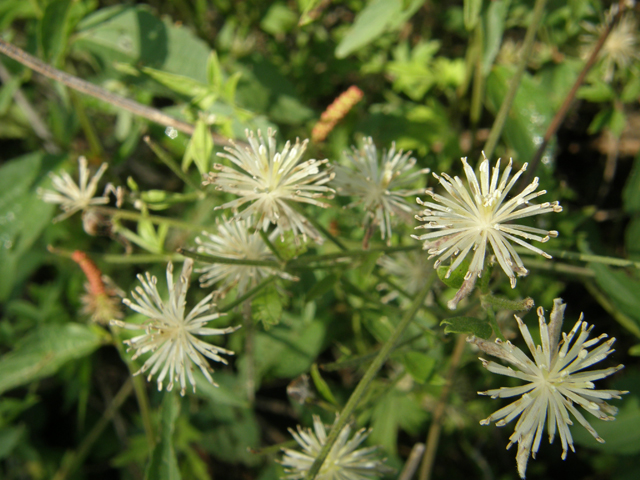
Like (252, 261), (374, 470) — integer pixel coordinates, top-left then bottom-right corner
(1, 0), (640, 479)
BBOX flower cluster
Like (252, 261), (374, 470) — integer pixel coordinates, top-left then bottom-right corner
(203, 129), (335, 243)
(333, 137), (428, 245)
(413, 154), (562, 289)
(470, 299), (626, 478)
(112, 259), (239, 396)
(280, 415), (393, 480)
(38, 156), (110, 222)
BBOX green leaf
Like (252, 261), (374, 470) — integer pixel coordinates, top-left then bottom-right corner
(335, 0), (402, 59)
(623, 152), (640, 213)
(252, 285), (284, 328)
(576, 81), (615, 103)
(305, 273), (339, 303)
(587, 108), (613, 135)
(401, 351), (436, 384)
(621, 75), (640, 103)
(140, 66), (209, 98)
(261, 2), (298, 35)
(0, 426), (25, 459)
(145, 393), (181, 480)
(39, 0), (72, 64)
(463, 0), (482, 31)
(441, 316), (492, 339)
(437, 258), (470, 289)
(0, 324), (104, 395)
(182, 119), (213, 175)
(590, 263), (640, 328)
(298, 0), (325, 26)
(481, 0), (509, 74)
(310, 363), (338, 405)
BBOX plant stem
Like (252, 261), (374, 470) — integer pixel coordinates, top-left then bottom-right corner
(303, 279), (433, 480)
(259, 229), (285, 263)
(93, 206), (217, 233)
(482, 0), (547, 161)
(485, 307), (506, 341)
(100, 253), (183, 263)
(178, 248), (281, 267)
(523, 0), (627, 184)
(219, 275), (278, 313)
(243, 299), (256, 403)
(51, 379), (133, 480)
(144, 136), (204, 192)
(288, 245), (420, 267)
(418, 335), (467, 480)
(515, 246), (640, 269)
(0, 38), (236, 146)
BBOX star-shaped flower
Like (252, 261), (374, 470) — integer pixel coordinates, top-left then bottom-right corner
(203, 129), (334, 243)
(112, 259), (239, 396)
(280, 415), (393, 480)
(38, 156), (110, 222)
(469, 299), (626, 478)
(413, 154), (562, 289)
(333, 137), (429, 245)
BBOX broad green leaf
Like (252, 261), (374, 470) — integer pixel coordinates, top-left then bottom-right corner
(305, 273), (339, 303)
(0, 324), (104, 395)
(182, 119), (213, 175)
(140, 66), (209, 98)
(335, 0), (401, 59)
(437, 258), (471, 289)
(39, 0), (71, 64)
(623, 152), (640, 213)
(626, 218), (640, 261)
(441, 316), (492, 339)
(252, 285), (284, 328)
(401, 351), (436, 384)
(145, 393), (181, 480)
(590, 263), (640, 327)
(463, 0), (482, 31)
(74, 6), (210, 83)
(310, 363), (338, 405)
(298, 0), (325, 26)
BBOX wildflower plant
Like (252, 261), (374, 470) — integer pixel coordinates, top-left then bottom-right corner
(4, 2), (637, 480)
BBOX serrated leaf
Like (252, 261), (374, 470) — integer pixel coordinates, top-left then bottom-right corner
(252, 285), (283, 328)
(441, 316), (492, 339)
(437, 258), (470, 289)
(401, 351), (436, 384)
(305, 273), (339, 303)
(310, 363), (338, 405)
(145, 393), (181, 480)
(0, 324), (104, 395)
(182, 119), (213, 175)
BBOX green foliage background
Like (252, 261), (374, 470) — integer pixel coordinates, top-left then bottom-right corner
(1, 1), (640, 479)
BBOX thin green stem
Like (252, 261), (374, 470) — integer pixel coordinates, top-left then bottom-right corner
(482, 0), (547, 160)
(144, 135), (204, 193)
(523, 258), (594, 277)
(243, 299), (256, 403)
(303, 280), (433, 480)
(93, 206), (217, 233)
(69, 90), (104, 161)
(545, 249), (640, 269)
(219, 275), (278, 313)
(287, 201), (347, 251)
(101, 253), (183, 264)
(259, 229), (285, 263)
(288, 245), (420, 267)
(52, 379), (134, 480)
(178, 248), (281, 267)
(485, 307), (506, 342)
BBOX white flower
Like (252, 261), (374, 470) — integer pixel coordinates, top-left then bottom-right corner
(412, 154), (562, 288)
(333, 137), (429, 244)
(280, 415), (393, 480)
(203, 129), (335, 243)
(112, 259), (239, 396)
(581, 11), (639, 82)
(195, 216), (296, 295)
(470, 299), (626, 479)
(38, 156), (110, 222)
